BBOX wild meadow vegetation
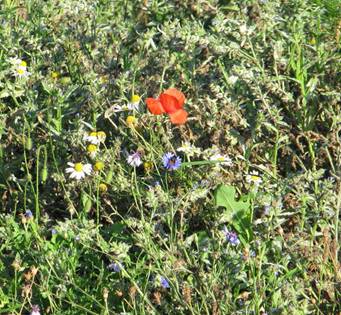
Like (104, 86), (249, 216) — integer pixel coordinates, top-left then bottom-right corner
(0, 0), (340, 314)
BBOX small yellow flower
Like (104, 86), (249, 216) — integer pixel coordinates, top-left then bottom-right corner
(51, 71), (59, 79)
(98, 183), (108, 193)
(97, 131), (106, 141)
(100, 76), (109, 84)
(309, 38), (316, 45)
(126, 115), (137, 127)
(94, 161), (105, 171)
(143, 161), (153, 172)
(131, 94), (140, 103)
(87, 144), (97, 153)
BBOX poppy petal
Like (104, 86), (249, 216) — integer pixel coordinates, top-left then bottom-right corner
(159, 93), (180, 114)
(146, 98), (165, 115)
(163, 88), (185, 107)
(169, 109), (188, 125)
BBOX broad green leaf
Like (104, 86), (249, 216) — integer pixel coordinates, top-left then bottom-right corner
(214, 184), (252, 242)
(215, 184), (250, 215)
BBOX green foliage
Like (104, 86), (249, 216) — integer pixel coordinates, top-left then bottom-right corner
(0, 0), (340, 314)
(214, 184), (252, 242)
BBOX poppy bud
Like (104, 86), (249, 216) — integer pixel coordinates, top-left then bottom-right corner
(40, 167), (48, 183)
(25, 137), (32, 150)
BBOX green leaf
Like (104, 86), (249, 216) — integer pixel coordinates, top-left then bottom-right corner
(214, 184), (252, 242)
(215, 184), (249, 215)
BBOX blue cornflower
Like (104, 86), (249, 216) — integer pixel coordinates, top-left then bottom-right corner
(162, 152), (181, 171)
(108, 262), (122, 273)
(160, 276), (170, 289)
(25, 210), (33, 218)
(223, 226), (240, 246)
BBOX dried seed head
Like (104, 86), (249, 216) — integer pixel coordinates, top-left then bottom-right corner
(182, 285), (192, 305)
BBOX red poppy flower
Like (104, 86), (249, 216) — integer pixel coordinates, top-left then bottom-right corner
(146, 98), (165, 115)
(146, 88), (188, 125)
(169, 109), (188, 125)
(163, 88), (186, 107)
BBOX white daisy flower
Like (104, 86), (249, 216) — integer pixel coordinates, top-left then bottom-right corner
(65, 162), (92, 180)
(210, 153), (233, 166)
(127, 94), (140, 111)
(246, 171), (262, 186)
(83, 131), (106, 145)
(9, 58), (31, 78)
(127, 151), (142, 167)
(13, 65), (31, 78)
(177, 142), (201, 157)
(83, 131), (99, 144)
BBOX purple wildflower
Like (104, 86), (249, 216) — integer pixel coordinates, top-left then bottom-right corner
(25, 210), (33, 218)
(162, 152), (181, 171)
(223, 226), (240, 246)
(264, 204), (271, 215)
(30, 305), (41, 315)
(160, 276), (170, 289)
(51, 228), (57, 235)
(127, 151), (142, 167)
(108, 262), (122, 273)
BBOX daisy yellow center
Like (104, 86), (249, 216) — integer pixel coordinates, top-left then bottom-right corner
(99, 183), (108, 192)
(217, 157), (225, 161)
(17, 68), (25, 75)
(144, 161), (153, 172)
(87, 144), (97, 153)
(51, 71), (59, 79)
(251, 175), (260, 181)
(89, 131), (97, 137)
(131, 95), (140, 103)
(126, 115), (136, 125)
(20, 61), (27, 67)
(74, 163), (83, 172)
(97, 131), (106, 139)
(94, 161), (104, 171)
(100, 76), (108, 83)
